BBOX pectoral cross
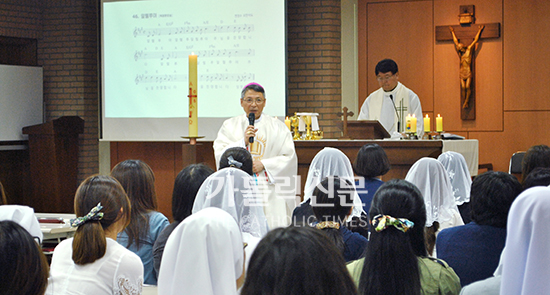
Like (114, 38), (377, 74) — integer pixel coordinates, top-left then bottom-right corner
(435, 6), (500, 120)
(337, 107), (354, 139)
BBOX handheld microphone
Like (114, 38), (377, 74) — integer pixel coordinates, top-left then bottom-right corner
(248, 113), (255, 143)
(389, 94), (401, 132)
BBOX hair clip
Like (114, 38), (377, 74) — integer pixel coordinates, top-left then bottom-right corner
(227, 156), (243, 168)
(316, 221), (340, 230)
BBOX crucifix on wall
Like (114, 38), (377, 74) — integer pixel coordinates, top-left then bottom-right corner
(435, 5), (500, 120)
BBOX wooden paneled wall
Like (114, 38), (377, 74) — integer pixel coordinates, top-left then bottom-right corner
(359, 0), (550, 172)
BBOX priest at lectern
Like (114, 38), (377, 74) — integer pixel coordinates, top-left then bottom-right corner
(357, 59), (423, 138)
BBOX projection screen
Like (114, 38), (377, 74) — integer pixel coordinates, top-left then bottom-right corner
(100, 0), (286, 141)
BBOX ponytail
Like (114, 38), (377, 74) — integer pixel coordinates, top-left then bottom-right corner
(71, 175), (130, 265)
(359, 227), (420, 295)
(72, 221), (107, 265)
(358, 179), (427, 295)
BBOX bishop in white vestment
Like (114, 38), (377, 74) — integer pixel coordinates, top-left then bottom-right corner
(214, 83), (298, 228)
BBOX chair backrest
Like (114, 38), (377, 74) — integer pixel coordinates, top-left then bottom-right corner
(509, 152), (526, 174)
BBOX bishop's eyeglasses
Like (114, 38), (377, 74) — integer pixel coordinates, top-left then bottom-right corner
(242, 98), (265, 104)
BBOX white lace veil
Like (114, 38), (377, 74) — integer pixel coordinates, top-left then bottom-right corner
(302, 147), (364, 218)
(437, 151), (472, 205)
(158, 207), (243, 295)
(192, 168), (269, 238)
(405, 157), (460, 227)
(500, 186), (550, 295)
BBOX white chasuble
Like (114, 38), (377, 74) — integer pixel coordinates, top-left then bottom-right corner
(357, 82), (424, 137)
(214, 113), (298, 228)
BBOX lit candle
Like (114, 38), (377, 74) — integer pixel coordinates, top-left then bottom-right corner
(405, 114), (412, 132)
(285, 116), (291, 130)
(436, 114), (443, 132)
(188, 53), (198, 137)
(411, 114), (417, 133)
(424, 114), (430, 132)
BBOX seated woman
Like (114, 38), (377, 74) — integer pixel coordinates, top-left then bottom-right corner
(46, 175), (143, 294)
(192, 167), (269, 267)
(240, 226), (357, 295)
(461, 186), (550, 295)
(152, 163), (214, 274)
(0, 220), (49, 295)
(111, 159), (170, 285)
(436, 171), (522, 286)
(347, 179), (461, 295)
(438, 151), (473, 224)
(405, 157), (464, 256)
(157, 207), (245, 295)
(521, 144), (550, 183)
(353, 143), (390, 214)
(219, 146), (253, 175)
(522, 167), (550, 189)
(292, 147), (364, 226)
(312, 176), (367, 262)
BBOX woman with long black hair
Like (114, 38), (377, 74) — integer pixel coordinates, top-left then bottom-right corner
(347, 179), (460, 295)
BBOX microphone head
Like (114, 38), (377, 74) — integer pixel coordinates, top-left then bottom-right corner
(248, 113), (255, 125)
(389, 94), (393, 101)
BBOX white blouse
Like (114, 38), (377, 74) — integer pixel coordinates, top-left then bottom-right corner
(46, 237), (143, 295)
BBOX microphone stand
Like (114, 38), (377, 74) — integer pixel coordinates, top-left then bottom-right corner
(399, 99), (404, 133)
(389, 94), (401, 132)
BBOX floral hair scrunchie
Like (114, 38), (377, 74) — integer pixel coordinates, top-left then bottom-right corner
(372, 214), (414, 233)
(70, 202), (104, 228)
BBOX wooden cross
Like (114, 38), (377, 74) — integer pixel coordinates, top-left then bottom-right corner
(436, 22), (500, 120)
(337, 107), (354, 139)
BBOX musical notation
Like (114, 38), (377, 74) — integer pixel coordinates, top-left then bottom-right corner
(134, 72), (255, 85)
(134, 49), (255, 61)
(133, 24), (254, 38)
(130, 19), (259, 90)
(200, 73), (255, 82)
(134, 74), (186, 85)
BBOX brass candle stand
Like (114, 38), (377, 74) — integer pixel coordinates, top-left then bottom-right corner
(303, 115), (313, 140)
(290, 114), (301, 140)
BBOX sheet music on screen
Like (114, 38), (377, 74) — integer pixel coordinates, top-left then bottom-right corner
(101, 0), (286, 141)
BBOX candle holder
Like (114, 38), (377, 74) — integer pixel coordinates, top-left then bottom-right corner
(403, 132), (418, 140)
(181, 135), (205, 145)
(312, 130), (324, 140)
(304, 115), (313, 140)
(422, 132), (432, 140)
(433, 131), (444, 140)
(290, 114), (301, 140)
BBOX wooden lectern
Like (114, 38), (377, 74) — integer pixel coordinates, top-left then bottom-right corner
(336, 120), (391, 139)
(23, 116), (84, 213)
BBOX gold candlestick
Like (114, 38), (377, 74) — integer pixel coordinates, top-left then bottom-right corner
(290, 114), (300, 140)
(313, 130), (324, 140)
(304, 115), (313, 140)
